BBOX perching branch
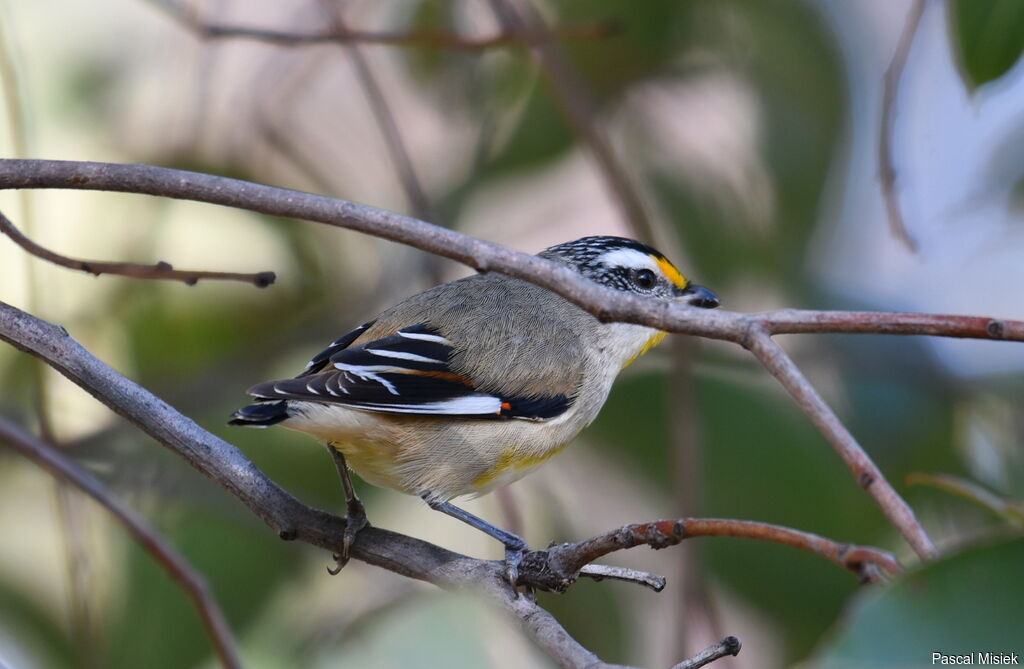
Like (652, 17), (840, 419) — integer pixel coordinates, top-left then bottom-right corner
(0, 414), (243, 669)
(524, 518), (900, 593)
(0, 208), (275, 287)
(148, 0), (617, 51)
(879, 0), (926, 252)
(4, 158), (1024, 562)
(0, 299), (932, 667)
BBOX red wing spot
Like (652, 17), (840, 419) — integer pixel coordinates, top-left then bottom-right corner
(501, 402), (512, 411)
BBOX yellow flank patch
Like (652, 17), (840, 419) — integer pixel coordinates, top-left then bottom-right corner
(473, 443), (568, 489)
(622, 330), (668, 369)
(654, 255), (688, 289)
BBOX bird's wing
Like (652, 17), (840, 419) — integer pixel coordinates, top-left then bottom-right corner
(247, 322), (572, 420)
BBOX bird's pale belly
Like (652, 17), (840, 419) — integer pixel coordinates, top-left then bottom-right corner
(285, 399), (591, 501)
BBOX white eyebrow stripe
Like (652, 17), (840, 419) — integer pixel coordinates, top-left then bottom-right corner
(597, 248), (660, 272)
(397, 331), (451, 345)
(365, 348), (445, 364)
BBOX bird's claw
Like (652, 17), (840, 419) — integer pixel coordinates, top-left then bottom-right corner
(326, 501), (370, 576)
(503, 543), (528, 592)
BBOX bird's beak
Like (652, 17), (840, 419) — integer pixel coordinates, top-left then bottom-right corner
(678, 284), (720, 309)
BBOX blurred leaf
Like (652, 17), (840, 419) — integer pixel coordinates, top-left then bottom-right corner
(404, 0), (455, 79)
(949, 0), (1024, 91)
(107, 506), (292, 669)
(655, 0), (844, 291)
(811, 536), (1024, 667)
(557, 0), (686, 101)
(907, 472), (1024, 526)
(487, 79), (574, 175)
(0, 579), (76, 668)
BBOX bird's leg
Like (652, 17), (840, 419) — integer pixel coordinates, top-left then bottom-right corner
(422, 495), (528, 587)
(326, 445), (369, 574)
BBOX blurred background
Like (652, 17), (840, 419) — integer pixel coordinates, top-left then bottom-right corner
(1, 0), (1023, 667)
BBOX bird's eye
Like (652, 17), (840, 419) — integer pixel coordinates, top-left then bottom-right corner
(633, 268), (657, 289)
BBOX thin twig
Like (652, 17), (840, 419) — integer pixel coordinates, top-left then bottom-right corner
(0, 300), (926, 667)
(3, 159), (1017, 343)
(670, 636), (742, 669)
(742, 329), (937, 560)
(6, 159), (1024, 560)
(488, 0), (656, 243)
(578, 564), (666, 592)
(0, 297), (602, 668)
(0, 414), (243, 669)
(147, 0), (616, 51)
(542, 518), (901, 586)
(879, 0), (926, 252)
(0, 208), (275, 287)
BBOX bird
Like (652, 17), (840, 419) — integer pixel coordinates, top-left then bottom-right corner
(230, 235), (719, 584)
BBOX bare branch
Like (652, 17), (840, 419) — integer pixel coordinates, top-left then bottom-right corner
(535, 518), (900, 590)
(0, 297), (608, 667)
(0, 414), (243, 669)
(0, 208), (275, 287)
(879, 0), (926, 252)
(0, 299), (909, 667)
(1, 159), (1019, 340)
(147, 0), (616, 51)
(743, 328), (937, 560)
(757, 308), (1024, 340)
(670, 636), (742, 669)
(7, 159), (1024, 560)
(578, 564), (666, 592)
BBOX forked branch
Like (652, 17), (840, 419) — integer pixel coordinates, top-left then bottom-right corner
(0, 299), (920, 668)
(4, 159), (1023, 562)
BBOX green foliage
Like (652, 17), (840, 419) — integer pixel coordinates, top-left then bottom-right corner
(3, 0), (1023, 666)
(813, 537), (1024, 666)
(949, 0), (1024, 91)
(106, 506), (292, 669)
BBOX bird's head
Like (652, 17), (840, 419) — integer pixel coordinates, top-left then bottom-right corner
(540, 236), (720, 309)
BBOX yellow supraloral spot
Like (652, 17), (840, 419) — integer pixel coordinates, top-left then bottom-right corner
(654, 255), (688, 289)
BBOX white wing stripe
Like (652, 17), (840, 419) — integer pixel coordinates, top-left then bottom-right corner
(365, 348), (445, 364)
(397, 331), (451, 345)
(333, 363), (399, 395)
(356, 396), (502, 415)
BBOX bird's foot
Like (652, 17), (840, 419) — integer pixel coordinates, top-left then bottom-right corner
(503, 539), (528, 590)
(327, 498), (370, 575)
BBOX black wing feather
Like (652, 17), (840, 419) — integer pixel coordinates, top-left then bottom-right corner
(247, 323), (573, 420)
(299, 321), (375, 376)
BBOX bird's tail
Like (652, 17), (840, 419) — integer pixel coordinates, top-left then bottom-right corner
(228, 400), (289, 427)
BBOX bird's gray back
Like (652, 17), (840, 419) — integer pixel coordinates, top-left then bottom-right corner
(357, 273), (596, 399)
